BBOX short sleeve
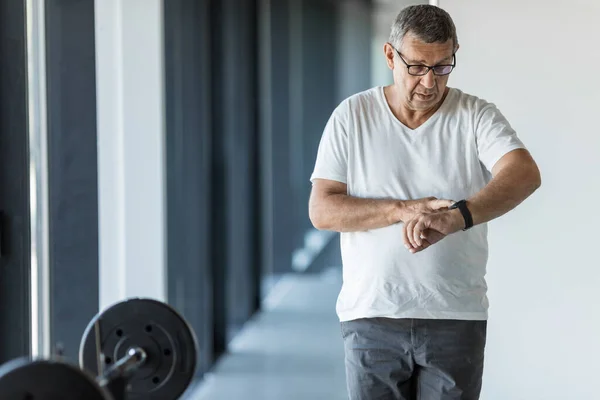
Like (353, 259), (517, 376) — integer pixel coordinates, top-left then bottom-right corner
(475, 102), (526, 172)
(310, 104), (348, 184)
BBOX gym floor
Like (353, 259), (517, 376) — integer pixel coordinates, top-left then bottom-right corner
(184, 267), (347, 400)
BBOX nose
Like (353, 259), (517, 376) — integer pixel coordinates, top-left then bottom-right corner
(420, 69), (436, 89)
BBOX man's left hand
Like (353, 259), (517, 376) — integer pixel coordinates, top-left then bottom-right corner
(402, 208), (465, 254)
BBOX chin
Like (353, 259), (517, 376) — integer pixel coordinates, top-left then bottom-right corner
(412, 93), (440, 108)
(411, 99), (436, 110)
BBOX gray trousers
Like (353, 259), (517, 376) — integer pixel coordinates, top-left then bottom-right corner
(341, 318), (487, 400)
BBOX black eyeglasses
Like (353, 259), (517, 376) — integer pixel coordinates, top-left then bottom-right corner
(393, 47), (456, 76)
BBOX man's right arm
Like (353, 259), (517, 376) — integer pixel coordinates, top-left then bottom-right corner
(308, 179), (453, 233)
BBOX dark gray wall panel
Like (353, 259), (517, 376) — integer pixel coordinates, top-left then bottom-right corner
(45, 0), (99, 361)
(300, 0), (338, 234)
(288, 0), (306, 248)
(210, 0), (261, 353)
(224, 0), (261, 343)
(164, 0), (214, 377)
(0, 0), (31, 362)
(263, 0), (296, 275)
(209, 0), (228, 361)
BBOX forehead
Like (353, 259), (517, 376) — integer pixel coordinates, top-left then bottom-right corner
(400, 35), (455, 63)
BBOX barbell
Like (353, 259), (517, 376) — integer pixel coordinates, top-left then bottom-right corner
(0, 298), (198, 400)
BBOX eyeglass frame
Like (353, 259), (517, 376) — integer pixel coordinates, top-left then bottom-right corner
(391, 45), (457, 76)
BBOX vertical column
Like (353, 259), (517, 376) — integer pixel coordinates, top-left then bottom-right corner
(337, 0), (373, 102)
(26, 0), (51, 358)
(164, 0), (213, 377)
(258, 0), (274, 283)
(288, 0), (306, 249)
(0, 0), (32, 363)
(300, 0), (338, 231)
(259, 0), (296, 277)
(210, 0), (261, 356)
(45, 0), (99, 359)
(288, 0), (339, 267)
(208, 0), (227, 360)
(95, 0), (166, 309)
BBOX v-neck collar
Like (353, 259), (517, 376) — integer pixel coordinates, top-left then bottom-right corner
(380, 86), (454, 133)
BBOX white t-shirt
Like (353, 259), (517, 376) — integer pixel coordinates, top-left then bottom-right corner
(310, 86), (525, 322)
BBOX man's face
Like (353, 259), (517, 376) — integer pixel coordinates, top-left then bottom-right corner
(387, 35), (456, 111)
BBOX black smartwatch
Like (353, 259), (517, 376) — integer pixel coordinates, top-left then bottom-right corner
(449, 200), (473, 231)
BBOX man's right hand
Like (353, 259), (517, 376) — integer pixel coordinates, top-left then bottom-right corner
(396, 197), (454, 253)
(397, 197), (454, 224)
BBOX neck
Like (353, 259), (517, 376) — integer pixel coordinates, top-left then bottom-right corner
(385, 86), (449, 130)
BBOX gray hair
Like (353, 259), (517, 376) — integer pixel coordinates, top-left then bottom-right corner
(389, 5), (458, 51)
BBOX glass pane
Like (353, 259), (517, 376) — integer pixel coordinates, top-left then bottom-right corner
(409, 66), (429, 75)
(434, 65), (453, 75)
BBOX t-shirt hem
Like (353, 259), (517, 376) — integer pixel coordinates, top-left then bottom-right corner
(310, 173), (347, 184)
(338, 309), (488, 322)
(483, 143), (526, 172)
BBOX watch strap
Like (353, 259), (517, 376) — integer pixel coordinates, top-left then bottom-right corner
(449, 200), (473, 230)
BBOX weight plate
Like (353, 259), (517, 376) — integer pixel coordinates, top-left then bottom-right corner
(80, 298), (198, 400)
(0, 357), (111, 400)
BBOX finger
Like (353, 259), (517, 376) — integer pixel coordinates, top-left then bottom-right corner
(406, 218), (419, 249)
(406, 218), (420, 248)
(411, 239), (432, 254)
(413, 218), (428, 247)
(402, 220), (411, 250)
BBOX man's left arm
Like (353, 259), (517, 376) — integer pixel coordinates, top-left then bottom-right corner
(403, 149), (542, 252)
(462, 148), (541, 226)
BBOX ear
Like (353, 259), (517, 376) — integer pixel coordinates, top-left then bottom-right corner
(383, 42), (395, 70)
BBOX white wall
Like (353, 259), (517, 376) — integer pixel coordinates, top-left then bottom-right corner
(440, 1), (600, 398)
(95, 0), (166, 309)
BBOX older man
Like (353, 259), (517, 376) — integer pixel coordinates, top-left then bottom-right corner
(309, 4), (541, 400)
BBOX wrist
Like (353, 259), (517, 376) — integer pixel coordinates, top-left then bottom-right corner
(449, 199), (474, 231)
(391, 200), (407, 224)
(464, 200), (479, 226)
(449, 208), (466, 231)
